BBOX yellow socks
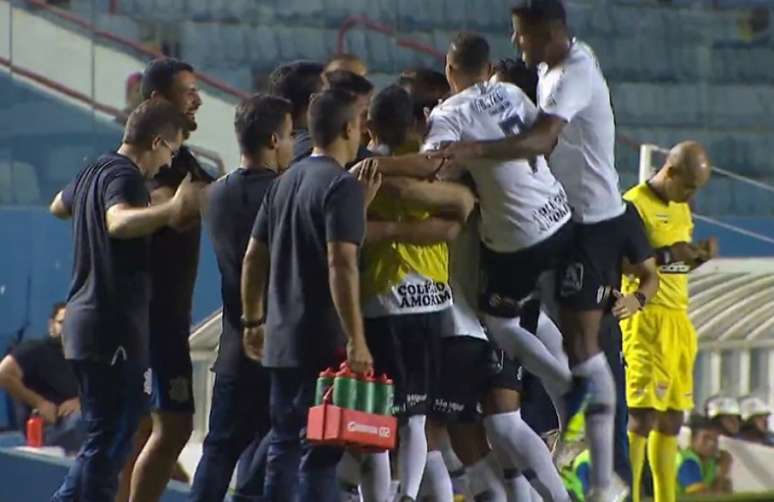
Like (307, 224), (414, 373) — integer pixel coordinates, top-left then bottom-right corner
(628, 431), (647, 502)
(648, 431), (678, 502)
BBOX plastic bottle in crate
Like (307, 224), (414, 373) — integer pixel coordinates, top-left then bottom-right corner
(332, 364), (358, 409)
(314, 367), (336, 405)
(374, 374), (394, 416)
(355, 372), (376, 412)
(26, 409), (44, 447)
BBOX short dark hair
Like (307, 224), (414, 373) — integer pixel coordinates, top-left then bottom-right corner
(494, 58), (539, 103)
(50, 302), (66, 319)
(397, 68), (450, 122)
(141, 58), (195, 100)
(123, 99), (187, 147)
(234, 94), (293, 155)
(324, 70), (374, 97)
(511, 0), (567, 25)
(369, 85), (414, 149)
(449, 32), (490, 75)
(267, 61), (324, 120)
(308, 89), (359, 148)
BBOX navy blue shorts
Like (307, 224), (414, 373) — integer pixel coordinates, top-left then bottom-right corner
(148, 326), (194, 413)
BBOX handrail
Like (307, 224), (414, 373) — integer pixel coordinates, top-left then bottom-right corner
(21, 0), (249, 100)
(336, 14), (445, 63)
(0, 57), (226, 173)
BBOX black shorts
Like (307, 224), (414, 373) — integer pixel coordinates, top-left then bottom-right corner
(433, 337), (521, 423)
(557, 203), (652, 311)
(480, 222), (574, 318)
(364, 310), (451, 418)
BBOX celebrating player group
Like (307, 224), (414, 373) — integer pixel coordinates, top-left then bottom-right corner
(49, 1), (717, 501)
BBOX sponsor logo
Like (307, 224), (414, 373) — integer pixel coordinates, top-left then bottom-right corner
(655, 383), (668, 398)
(143, 369), (153, 396)
(396, 281), (452, 309)
(596, 286), (612, 305)
(659, 262), (690, 274)
(532, 190), (571, 233)
(346, 421), (392, 438)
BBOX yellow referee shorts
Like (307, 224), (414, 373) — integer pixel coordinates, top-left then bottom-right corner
(621, 305), (697, 412)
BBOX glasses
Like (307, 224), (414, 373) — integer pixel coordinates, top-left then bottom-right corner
(160, 138), (179, 159)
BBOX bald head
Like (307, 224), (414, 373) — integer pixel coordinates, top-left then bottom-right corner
(660, 141), (711, 202)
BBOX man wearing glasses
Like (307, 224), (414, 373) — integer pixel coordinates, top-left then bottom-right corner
(48, 99), (200, 500)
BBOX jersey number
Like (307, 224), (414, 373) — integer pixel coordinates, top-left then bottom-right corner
(498, 115), (538, 174)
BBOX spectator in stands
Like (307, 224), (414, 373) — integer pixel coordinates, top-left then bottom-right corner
(706, 395), (742, 437)
(325, 53), (368, 77)
(676, 415), (733, 496)
(491, 58), (538, 104)
(267, 60), (324, 163)
(738, 396), (774, 447)
(0, 303), (85, 454)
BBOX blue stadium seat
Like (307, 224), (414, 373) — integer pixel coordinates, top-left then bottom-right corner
(444, 0), (469, 31)
(640, 37), (673, 81)
(210, 66), (252, 91)
(245, 26), (280, 71)
(397, 0), (435, 31)
(152, 0), (185, 21)
(275, 27), (302, 62)
(566, 2), (593, 35)
(276, 0), (324, 26)
(365, 31), (396, 73)
(341, 29), (369, 66)
(95, 14), (140, 42)
(180, 22), (220, 69)
(294, 28), (334, 63)
(489, 37), (514, 63)
(186, 0), (211, 22)
(219, 25), (247, 68)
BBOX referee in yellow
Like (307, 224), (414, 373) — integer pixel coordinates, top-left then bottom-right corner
(621, 141), (718, 502)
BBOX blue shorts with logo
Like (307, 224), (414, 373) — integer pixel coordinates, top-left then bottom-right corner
(148, 324), (194, 414)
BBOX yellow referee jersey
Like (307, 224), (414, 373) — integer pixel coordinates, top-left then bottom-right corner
(622, 182), (693, 311)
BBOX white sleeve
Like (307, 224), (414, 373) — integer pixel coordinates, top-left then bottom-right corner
(539, 61), (592, 123)
(421, 110), (462, 153)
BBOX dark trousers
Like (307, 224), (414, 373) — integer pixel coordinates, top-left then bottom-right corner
(51, 359), (146, 502)
(263, 368), (343, 502)
(189, 367), (271, 502)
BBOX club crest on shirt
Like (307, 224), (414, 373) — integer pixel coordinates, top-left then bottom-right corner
(655, 213), (669, 224)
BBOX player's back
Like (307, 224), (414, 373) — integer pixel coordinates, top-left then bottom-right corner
(425, 81), (570, 253)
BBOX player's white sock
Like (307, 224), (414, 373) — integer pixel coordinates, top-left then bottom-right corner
(536, 311), (571, 427)
(399, 415), (428, 499)
(337, 450), (362, 497)
(361, 451), (391, 502)
(483, 313), (571, 396)
(573, 353), (616, 491)
(483, 411), (569, 502)
(502, 467), (533, 502)
(439, 436), (469, 497)
(419, 450), (453, 502)
(467, 453), (508, 502)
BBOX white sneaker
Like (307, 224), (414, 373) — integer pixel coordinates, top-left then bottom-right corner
(586, 474), (630, 502)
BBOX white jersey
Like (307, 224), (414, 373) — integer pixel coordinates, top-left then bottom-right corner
(537, 39), (625, 224)
(423, 81), (571, 253)
(447, 215), (487, 340)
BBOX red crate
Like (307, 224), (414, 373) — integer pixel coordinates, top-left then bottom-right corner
(307, 404), (397, 451)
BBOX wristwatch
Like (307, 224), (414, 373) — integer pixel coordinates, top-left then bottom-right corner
(240, 316), (264, 328)
(633, 291), (647, 310)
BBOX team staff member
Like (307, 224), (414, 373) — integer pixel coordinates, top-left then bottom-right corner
(126, 58), (214, 502)
(189, 94), (294, 501)
(622, 141), (716, 502)
(241, 88), (381, 502)
(48, 100), (200, 501)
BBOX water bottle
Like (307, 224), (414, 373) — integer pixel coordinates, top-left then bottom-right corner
(315, 367), (336, 405)
(332, 363), (358, 409)
(374, 374), (395, 416)
(26, 410), (44, 447)
(355, 372), (376, 413)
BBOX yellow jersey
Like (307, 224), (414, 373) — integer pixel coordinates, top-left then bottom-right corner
(360, 144), (451, 318)
(622, 182), (693, 311)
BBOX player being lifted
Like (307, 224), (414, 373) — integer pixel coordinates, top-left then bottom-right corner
(433, 2), (658, 499)
(423, 31), (574, 501)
